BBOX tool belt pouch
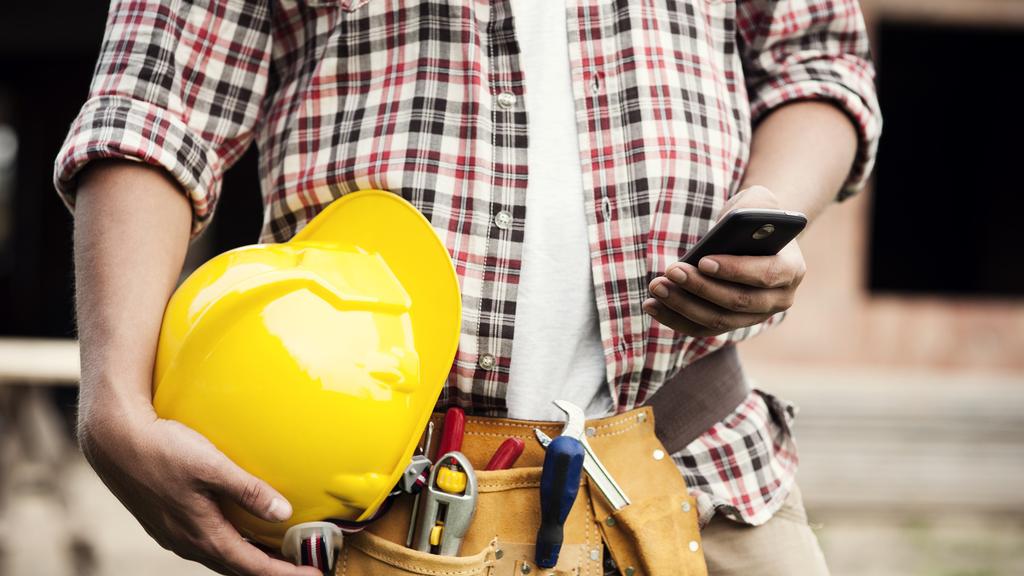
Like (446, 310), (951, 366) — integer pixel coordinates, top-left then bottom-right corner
(336, 407), (706, 576)
(337, 530), (498, 575)
(587, 409), (706, 576)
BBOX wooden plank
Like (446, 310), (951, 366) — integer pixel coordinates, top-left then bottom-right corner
(0, 338), (80, 385)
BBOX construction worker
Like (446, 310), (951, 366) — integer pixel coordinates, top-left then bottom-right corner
(55, 1), (879, 575)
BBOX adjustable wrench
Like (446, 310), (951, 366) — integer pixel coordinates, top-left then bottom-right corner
(534, 399), (631, 510)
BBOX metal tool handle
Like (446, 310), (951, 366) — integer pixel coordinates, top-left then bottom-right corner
(413, 451), (477, 556)
(580, 441), (630, 509)
(535, 428), (630, 511)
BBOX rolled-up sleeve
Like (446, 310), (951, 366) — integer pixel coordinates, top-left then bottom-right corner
(54, 0), (273, 236)
(737, 0), (882, 199)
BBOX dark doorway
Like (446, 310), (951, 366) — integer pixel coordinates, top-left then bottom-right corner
(869, 20), (1024, 298)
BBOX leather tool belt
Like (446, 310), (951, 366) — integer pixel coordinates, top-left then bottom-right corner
(334, 346), (747, 576)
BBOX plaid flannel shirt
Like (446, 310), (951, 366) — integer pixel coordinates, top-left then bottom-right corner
(55, 0), (880, 526)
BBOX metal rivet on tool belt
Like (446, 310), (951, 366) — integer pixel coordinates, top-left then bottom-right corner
(689, 540), (700, 552)
(590, 549), (600, 561)
(625, 567), (636, 576)
(494, 210), (513, 230)
(478, 353), (496, 370)
(637, 412), (647, 423)
(495, 549), (504, 559)
(497, 92), (517, 109)
(652, 449), (665, 461)
(520, 562), (532, 574)
(605, 516), (617, 527)
(681, 501), (692, 513)
(585, 426), (596, 437)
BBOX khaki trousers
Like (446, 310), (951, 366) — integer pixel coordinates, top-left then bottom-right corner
(701, 485), (830, 576)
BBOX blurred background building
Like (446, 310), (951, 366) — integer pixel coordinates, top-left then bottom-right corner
(1, 0), (1022, 575)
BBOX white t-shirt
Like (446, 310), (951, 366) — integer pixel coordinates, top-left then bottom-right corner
(505, 0), (612, 421)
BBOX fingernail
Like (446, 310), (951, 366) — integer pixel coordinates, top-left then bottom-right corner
(652, 282), (669, 298)
(267, 498), (292, 522)
(667, 268), (687, 284)
(699, 258), (719, 274)
(643, 299), (658, 315)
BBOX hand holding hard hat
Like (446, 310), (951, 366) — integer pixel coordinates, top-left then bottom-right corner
(152, 191), (461, 568)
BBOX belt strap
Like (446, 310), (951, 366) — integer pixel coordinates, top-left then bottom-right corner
(647, 345), (749, 454)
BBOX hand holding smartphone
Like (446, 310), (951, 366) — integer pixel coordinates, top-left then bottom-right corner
(646, 199), (810, 338)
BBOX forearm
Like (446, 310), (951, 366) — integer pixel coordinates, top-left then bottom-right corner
(74, 161), (192, 429)
(740, 101), (859, 223)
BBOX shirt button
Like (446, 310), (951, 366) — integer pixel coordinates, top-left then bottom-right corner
(496, 92), (517, 110)
(601, 197), (612, 219)
(494, 210), (513, 230)
(478, 353), (496, 370)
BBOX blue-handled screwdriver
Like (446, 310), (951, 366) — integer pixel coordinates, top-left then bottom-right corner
(536, 434), (585, 569)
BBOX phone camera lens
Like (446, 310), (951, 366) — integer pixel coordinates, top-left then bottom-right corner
(752, 224), (775, 240)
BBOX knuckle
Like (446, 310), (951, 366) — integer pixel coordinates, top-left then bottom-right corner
(731, 291), (753, 312)
(707, 312), (731, 332)
(204, 530), (234, 562)
(192, 456), (224, 487)
(775, 292), (796, 312)
(180, 523), (212, 552)
(794, 262), (808, 285)
(762, 260), (786, 288)
(239, 480), (265, 510)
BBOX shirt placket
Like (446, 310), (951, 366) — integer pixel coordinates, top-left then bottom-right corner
(567, 0), (649, 412)
(466, 0), (529, 416)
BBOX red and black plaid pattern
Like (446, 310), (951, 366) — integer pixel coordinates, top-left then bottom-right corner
(55, 0), (879, 526)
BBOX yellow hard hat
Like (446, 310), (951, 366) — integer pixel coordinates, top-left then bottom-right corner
(152, 190), (461, 548)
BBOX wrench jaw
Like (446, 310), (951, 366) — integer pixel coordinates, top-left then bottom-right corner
(552, 400), (586, 440)
(282, 522), (344, 575)
(548, 400), (632, 511)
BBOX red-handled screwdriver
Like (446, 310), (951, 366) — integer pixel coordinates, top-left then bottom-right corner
(435, 407), (470, 495)
(437, 407), (465, 456)
(485, 437), (525, 471)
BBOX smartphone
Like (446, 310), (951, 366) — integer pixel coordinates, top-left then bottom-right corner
(680, 209), (807, 266)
